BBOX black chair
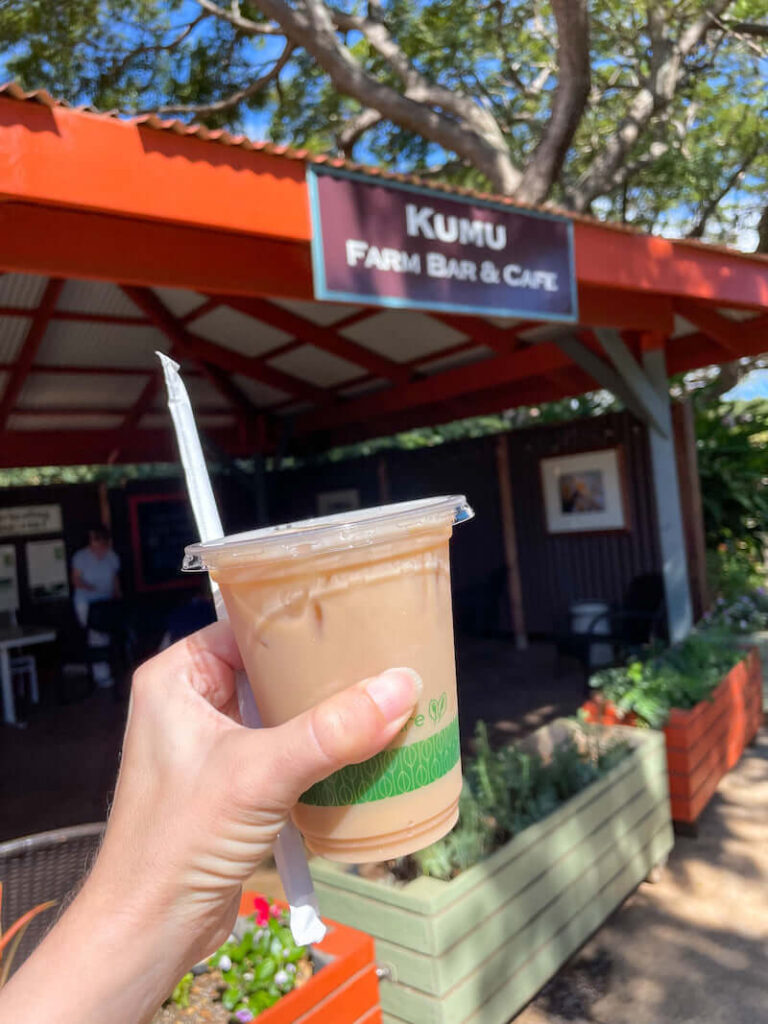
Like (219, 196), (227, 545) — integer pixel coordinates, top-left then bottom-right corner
(554, 573), (666, 682)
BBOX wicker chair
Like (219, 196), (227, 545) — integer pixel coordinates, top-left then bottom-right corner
(0, 823), (105, 977)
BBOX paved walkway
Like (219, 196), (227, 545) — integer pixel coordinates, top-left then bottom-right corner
(516, 727), (768, 1024)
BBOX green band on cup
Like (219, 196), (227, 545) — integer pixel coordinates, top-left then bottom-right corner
(299, 717), (460, 807)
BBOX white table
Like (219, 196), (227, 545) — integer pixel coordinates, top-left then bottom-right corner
(0, 625), (56, 726)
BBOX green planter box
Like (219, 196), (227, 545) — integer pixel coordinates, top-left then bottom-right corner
(311, 722), (673, 1024)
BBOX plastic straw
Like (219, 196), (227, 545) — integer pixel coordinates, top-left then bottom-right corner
(158, 352), (326, 946)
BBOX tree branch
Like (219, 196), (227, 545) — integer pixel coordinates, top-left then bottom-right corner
(514, 0), (590, 205)
(568, 0), (735, 211)
(337, 108), (382, 156)
(239, 0), (520, 193)
(686, 147), (759, 239)
(195, 0), (284, 34)
(147, 43), (294, 116)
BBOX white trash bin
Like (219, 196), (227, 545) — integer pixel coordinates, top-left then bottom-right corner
(570, 601), (613, 669)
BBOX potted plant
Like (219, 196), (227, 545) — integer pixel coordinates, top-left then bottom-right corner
(155, 892), (382, 1024)
(311, 720), (672, 1024)
(154, 892), (381, 1024)
(583, 630), (763, 830)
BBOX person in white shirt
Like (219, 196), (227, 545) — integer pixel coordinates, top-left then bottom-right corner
(71, 525), (121, 688)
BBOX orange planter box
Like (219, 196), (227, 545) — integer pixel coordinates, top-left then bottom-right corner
(237, 891), (382, 1024)
(583, 648), (763, 828)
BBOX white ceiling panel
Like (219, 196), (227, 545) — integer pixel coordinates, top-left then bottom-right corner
(191, 306), (292, 356)
(8, 413), (123, 431)
(716, 307), (760, 322)
(153, 286), (207, 317)
(270, 298), (361, 326)
(18, 372), (146, 410)
(268, 344), (360, 387)
(670, 315), (698, 339)
(57, 279), (143, 316)
(36, 320), (169, 368)
(338, 377), (389, 398)
(418, 346), (494, 376)
(231, 374), (289, 407)
(0, 316), (31, 363)
(0, 273), (48, 309)
(341, 310), (467, 363)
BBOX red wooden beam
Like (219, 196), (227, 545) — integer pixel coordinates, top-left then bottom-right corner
(298, 341), (572, 435)
(117, 372), (163, 434)
(0, 277), (64, 431)
(0, 305), (149, 326)
(0, 363), (204, 378)
(224, 297), (412, 385)
(429, 314), (537, 355)
(9, 404), (226, 417)
(0, 202), (315, 300)
(675, 300), (768, 356)
(122, 286), (326, 406)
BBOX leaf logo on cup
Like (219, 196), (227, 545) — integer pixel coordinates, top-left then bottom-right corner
(429, 691), (448, 725)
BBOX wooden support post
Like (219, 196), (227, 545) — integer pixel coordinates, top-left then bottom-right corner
(671, 400), (709, 620)
(495, 434), (527, 650)
(642, 344), (693, 643)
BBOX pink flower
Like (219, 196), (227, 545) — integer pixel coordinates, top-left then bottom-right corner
(252, 896), (270, 927)
(269, 903), (282, 919)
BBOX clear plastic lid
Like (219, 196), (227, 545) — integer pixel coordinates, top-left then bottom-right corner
(183, 495), (474, 571)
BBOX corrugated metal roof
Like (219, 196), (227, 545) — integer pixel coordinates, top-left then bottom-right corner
(57, 280), (144, 317)
(341, 309), (468, 363)
(190, 306), (292, 357)
(268, 344), (360, 387)
(0, 273), (49, 309)
(7, 412), (123, 431)
(0, 317), (31, 363)
(18, 372), (147, 409)
(3, 80), (766, 264)
(36, 320), (169, 368)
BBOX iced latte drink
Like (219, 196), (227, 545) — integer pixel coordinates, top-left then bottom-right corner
(183, 497), (473, 862)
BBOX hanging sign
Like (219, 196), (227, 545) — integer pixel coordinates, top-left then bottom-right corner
(0, 504), (63, 538)
(307, 166), (577, 321)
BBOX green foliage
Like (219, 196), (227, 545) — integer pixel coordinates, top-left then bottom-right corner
(695, 399), (768, 560)
(169, 905), (308, 1021)
(590, 628), (746, 728)
(413, 721), (629, 881)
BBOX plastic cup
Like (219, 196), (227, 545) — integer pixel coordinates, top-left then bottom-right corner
(183, 496), (474, 862)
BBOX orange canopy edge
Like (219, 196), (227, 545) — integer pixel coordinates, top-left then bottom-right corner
(0, 82), (766, 468)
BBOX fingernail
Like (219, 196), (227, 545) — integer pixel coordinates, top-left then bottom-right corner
(366, 668), (423, 721)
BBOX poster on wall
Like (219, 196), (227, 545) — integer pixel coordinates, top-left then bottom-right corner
(26, 539), (70, 601)
(307, 165), (577, 321)
(0, 504), (63, 538)
(316, 489), (361, 517)
(540, 448), (628, 534)
(0, 545), (19, 613)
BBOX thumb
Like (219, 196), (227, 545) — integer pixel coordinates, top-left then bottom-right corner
(245, 668), (422, 809)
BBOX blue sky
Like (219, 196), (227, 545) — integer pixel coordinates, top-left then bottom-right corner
(723, 369), (768, 401)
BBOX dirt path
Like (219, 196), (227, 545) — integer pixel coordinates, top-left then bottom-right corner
(515, 729), (768, 1024)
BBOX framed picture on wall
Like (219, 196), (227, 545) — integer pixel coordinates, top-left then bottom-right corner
(540, 447), (628, 534)
(316, 489), (361, 517)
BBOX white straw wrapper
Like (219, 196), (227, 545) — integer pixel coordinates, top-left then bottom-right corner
(158, 352), (326, 946)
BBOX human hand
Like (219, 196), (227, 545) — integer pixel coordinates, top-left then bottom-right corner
(0, 622), (420, 1024)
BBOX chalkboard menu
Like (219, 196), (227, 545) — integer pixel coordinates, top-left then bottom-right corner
(128, 494), (198, 592)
